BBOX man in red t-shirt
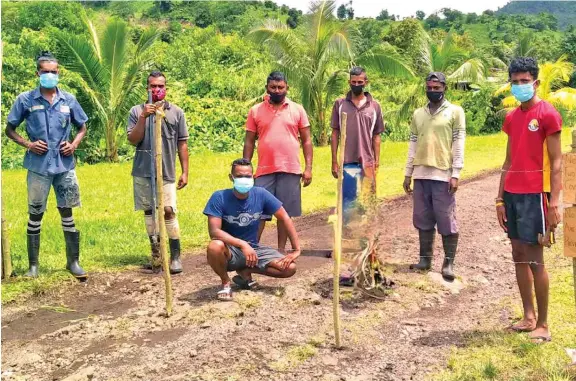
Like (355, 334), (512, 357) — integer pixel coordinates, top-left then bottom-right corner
(496, 57), (562, 343)
(243, 72), (313, 252)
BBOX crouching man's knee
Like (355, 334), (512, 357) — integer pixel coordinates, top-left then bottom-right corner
(283, 262), (297, 278)
(207, 240), (227, 258)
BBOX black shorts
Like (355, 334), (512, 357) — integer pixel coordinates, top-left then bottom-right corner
(226, 244), (284, 272)
(503, 192), (549, 245)
(255, 172), (302, 220)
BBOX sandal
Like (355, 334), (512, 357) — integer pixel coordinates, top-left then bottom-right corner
(530, 335), (552, 344)
(232, 275), (258, 290)
(217, 285), (233, 300)
(507, 320), (536, 333)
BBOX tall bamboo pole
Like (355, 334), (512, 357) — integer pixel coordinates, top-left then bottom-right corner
(571, 129), (576, 309)
(333, 112), (347, 349)
(1, 200), (13, 279)
(154, 104), (173, 316)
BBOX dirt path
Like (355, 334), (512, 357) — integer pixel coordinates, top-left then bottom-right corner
(2, 173), (524, 381)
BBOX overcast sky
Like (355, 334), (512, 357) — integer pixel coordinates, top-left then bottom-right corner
(275, 0), (512, 19)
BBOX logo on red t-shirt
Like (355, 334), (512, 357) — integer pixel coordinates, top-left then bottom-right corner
(528, 119), (539, 132)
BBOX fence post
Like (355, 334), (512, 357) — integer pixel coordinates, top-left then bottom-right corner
(333, 112), (347, 349)
(564, 129), (576, 309)
(1, 200), (13, 280)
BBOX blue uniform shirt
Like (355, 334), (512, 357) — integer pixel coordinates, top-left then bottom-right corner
(7, 87), (88, 175)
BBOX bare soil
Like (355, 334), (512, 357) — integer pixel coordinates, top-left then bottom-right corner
(1, 174), (526, 381)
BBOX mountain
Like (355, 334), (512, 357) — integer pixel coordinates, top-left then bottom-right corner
(497, 1), (576, 30)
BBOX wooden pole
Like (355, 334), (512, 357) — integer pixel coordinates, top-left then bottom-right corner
(333, 112), (347, 349)
(571, 129), (576, 309)
(1, 199), (13, 280)
(154, 104), (173, 316)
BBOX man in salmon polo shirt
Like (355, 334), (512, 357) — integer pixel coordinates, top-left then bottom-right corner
(496, 57), (562, 344)
(243, 71), (313, 252)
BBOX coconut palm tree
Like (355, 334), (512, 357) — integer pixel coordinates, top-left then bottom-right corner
(497, 56), (576, 113)
(53, 12), (159, 161)
(249, 0), (414, 145)
(390, 30), (505, 122)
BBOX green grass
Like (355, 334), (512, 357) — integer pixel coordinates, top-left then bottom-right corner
(1, 129), (572, 303)
(431, 243), (576, 381)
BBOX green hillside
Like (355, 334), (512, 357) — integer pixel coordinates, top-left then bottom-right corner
(497, 0), (576, 30)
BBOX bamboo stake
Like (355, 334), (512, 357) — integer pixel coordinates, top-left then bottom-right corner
(333, 112), (347, 349)
(1, 199), (13, 280)
(154, 104), (173, 316)
(571, 129), (576, 309)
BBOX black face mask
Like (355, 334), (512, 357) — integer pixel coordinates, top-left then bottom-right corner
(269, 92), (287, 104)
(426, 91), (444, 103)
(350, 84), (364, 96)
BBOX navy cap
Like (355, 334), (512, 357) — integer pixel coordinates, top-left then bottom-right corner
(426, 71), (446, 84)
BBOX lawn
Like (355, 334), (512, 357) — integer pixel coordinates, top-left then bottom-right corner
(1, 129), (572, 302)
(431, 242), (576, 381)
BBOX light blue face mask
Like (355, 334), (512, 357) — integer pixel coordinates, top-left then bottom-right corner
(39, 73), (59, 89)
(233, 177), (254, 194)
(511, 82), (535, 103)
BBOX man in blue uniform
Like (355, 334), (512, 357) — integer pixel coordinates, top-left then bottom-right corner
(5, 51), (89, 279)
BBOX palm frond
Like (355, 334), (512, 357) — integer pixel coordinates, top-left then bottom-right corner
(325, 22), (356, 61)
(502, 95), (519, 109)
(80, 9), (101, 60)
(385, 84), (423, 123)
(516, 33), (535, 57)
(309, 0), (336, 43)
(448, 58), (486, 83)
(135, 26), (160, 57)
(323, 69), (347, 111)
(548, 88), (576, 110)
(494, 82), (511, 96)
(487, 56), (508, 71)
(52, 30), (106, 90)
(249, 19), (305, 74)
(69, 75), (108, 132)
(539, 56), (574, 98)
(113, 58), (149, 121)
(357, 45), (415, 79)
(101, 18), (129, 106)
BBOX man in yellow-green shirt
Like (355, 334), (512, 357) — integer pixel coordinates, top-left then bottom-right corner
(403, 72), (466, 281)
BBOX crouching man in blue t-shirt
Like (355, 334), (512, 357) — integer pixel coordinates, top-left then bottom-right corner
(203, 158), (302, 300)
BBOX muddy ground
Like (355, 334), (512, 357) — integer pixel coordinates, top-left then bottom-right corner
(0, 173), (554, 380)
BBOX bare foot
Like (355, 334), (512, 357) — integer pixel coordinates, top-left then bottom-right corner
(529, 326), (551, 343)
(508, 318), (536, 332)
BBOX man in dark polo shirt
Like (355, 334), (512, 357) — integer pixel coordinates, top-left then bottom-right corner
(330, 66), (385, 224)
(127, 71), (189, 274)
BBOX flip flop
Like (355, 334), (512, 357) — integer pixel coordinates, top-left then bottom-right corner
(507, 322), (536, 333)
(529, 335), (552, 344)
(232, 275), (258, 290)
(217, 286), (233, 301)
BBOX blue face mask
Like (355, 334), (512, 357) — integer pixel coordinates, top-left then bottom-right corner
(39, 73), (59, 89)
(511, 82), (535, 103)
(233, 177), (254, 194)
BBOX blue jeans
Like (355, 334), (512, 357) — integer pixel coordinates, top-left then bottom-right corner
(343, 163), (363, 222)
(27, 169), (81, 214)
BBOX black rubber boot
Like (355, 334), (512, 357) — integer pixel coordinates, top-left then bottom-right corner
(64, 230), (87, 280)
(410, 229), (435, 271)
(441, 233), (458, 281)
(169, 238), (183, 274)
(25, 234), (40, 278)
